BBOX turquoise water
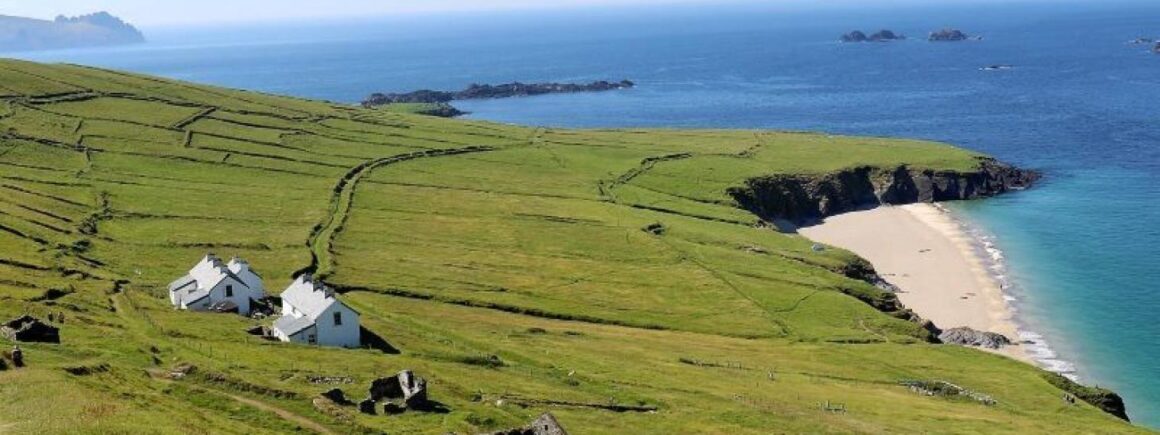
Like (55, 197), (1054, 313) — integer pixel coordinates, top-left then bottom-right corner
(12, 2), (1160, 426)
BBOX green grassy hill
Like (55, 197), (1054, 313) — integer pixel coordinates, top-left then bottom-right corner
(0, 58), (1141, 434)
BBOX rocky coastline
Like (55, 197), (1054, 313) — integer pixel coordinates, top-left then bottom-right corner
(727, 157), (1040, 224)
(362, 80), (634, 108)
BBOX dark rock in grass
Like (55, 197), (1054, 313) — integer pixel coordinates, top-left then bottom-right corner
(486, 412), (569, 435)
(938, 326), (1012, 349)
(383, 401), (407, 415)
(63, 363), (110, 376)
(929, 28), (974, 41)
(358, 398), (377, 415)
(320, 388), (351, 405)
(642, 222), (666, 235)
(1, 315), (60, 343)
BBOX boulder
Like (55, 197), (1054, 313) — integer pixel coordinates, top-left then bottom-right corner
(1153, 42), (1160, 54)
(1, 315), (60, 343)
(383, 402), (407, 415)
(320, 388), (351, 405)
(938, 326), (1012, 349)
(358, 398), (377, 415)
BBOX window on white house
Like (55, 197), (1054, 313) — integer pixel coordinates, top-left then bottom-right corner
(333, 312), (342, 326)
(225, 285), (233, 297)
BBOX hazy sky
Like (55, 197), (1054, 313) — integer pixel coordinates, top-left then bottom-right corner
(0, 0), (734, 26)
(0, 0), (1089, 27)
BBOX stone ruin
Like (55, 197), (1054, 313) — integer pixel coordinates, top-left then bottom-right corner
(364, 370), (429, 414)
(1, 315), (60, 343)
(485, 413), (569, 435)
(316, 370), (432, 416)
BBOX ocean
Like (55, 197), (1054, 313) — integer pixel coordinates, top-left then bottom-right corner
(11, 1), (1160, 426)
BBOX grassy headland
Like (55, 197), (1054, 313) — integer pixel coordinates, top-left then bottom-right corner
(0, 58), (1142, 434)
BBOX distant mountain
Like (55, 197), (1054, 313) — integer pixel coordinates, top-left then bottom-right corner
(0, 12), (144, 52)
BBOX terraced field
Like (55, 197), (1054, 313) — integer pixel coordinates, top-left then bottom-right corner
(0, 58), (1142, 434)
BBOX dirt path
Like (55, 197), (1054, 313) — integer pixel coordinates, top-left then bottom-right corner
(298, 145), (494, 279)
(215, 389), (335, 435)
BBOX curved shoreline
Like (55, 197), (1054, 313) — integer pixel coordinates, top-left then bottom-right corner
(947, 204), (1079, 378)
(798, 203), (1036, 364)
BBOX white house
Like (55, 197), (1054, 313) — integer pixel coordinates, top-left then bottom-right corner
(272, 274), (360, 348)
(168, 254), (265, 316)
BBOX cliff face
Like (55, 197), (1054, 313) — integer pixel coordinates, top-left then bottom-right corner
(727, 157), (1040, 224)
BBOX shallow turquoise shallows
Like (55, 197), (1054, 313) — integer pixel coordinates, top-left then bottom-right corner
(14, 1), (1160, 426)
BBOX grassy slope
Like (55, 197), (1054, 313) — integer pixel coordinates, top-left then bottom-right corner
(0, 58), (1141, 434)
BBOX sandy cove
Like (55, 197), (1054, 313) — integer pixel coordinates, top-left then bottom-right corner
(799, 203), (1030, 363)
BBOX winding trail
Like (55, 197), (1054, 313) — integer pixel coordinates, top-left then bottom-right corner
(296, 145), (495, 279)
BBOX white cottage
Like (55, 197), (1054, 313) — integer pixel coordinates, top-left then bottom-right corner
(168, 254), (265, 315)
(272, 275), (360, 348)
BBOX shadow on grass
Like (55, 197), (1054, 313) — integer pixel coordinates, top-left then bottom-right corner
(360, 326), (400, 354)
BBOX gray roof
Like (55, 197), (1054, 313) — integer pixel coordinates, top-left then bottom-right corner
(182, 288), (210, 305)
(168, 275), (197, 292)
(281, 275), (344, 320)
(273, 315), (314, 336)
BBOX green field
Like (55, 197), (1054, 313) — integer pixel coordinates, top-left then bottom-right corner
(0, 58), (1142, 434)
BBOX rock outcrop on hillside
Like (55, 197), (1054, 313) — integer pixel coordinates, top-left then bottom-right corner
(727, 157), (1039, 224)
(1043, 372), (1130, 422)
(938, 327), (1012, 349)
(0, 12), (144, 52)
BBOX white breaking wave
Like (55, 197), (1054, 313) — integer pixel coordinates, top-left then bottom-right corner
(942, 205), (1081, 381)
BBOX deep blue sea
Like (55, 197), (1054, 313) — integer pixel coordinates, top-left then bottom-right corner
(11, 1), (1160, 426)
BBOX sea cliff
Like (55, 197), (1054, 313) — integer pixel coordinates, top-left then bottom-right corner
(728, 157), (1040, 224)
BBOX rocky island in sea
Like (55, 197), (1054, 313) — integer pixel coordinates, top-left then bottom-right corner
(840, 30), (905, 42)
(0, 12), (144, 52)
(929, 28), (978, 42)
(363, 80), (634, 107)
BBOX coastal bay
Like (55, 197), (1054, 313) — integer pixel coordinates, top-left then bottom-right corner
(800, 204), (1028, 363)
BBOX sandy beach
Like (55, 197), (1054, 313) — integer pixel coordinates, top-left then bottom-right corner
(799, 204), (1030, 363)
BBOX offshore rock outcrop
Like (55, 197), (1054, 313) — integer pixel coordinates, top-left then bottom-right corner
(727, 157), (1040, 224)
(363, 80), (634, 107)
(929, 28), (976, 42)
(841, 30), (905, 43)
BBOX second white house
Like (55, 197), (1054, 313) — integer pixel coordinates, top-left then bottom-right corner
(272, 274), (360, 348)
